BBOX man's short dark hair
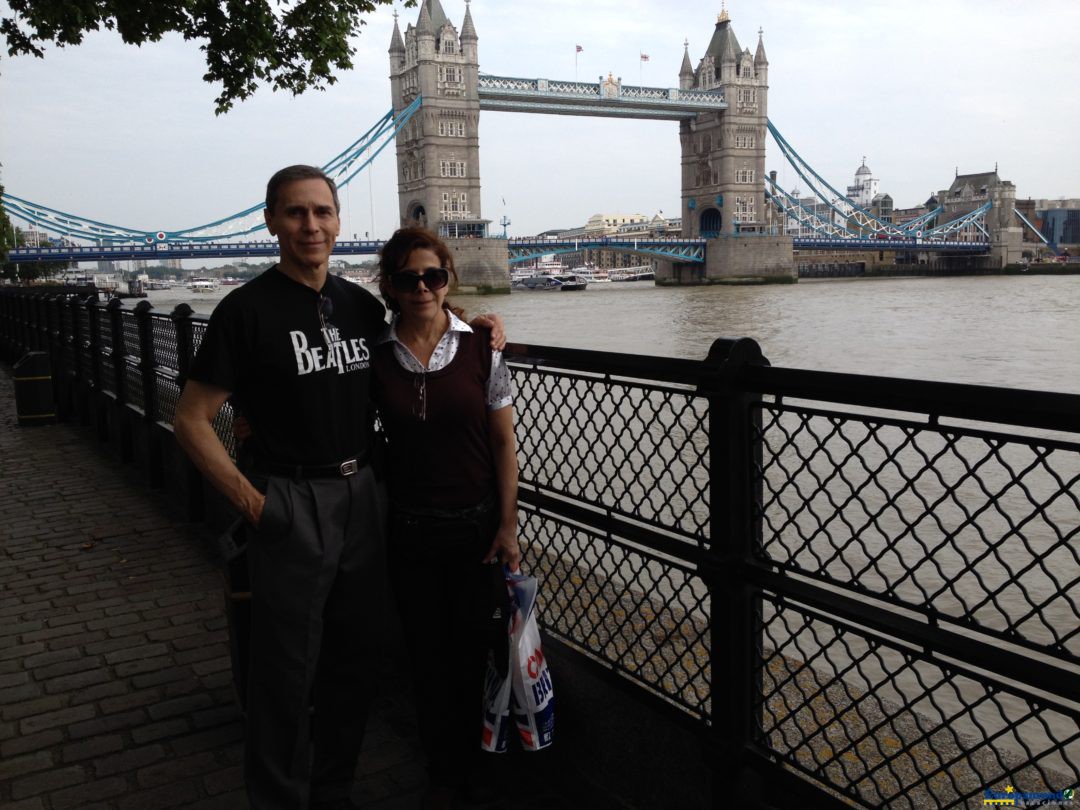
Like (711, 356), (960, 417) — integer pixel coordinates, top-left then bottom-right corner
(265, 165), (341, 215)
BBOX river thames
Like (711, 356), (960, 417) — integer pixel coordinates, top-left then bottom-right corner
(150, 273), (1080, 395)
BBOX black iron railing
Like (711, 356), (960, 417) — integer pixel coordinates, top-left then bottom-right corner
(2, 289), (1077, 809)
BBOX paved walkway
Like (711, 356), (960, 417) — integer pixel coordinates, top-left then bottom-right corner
(0, 368), (583, 810)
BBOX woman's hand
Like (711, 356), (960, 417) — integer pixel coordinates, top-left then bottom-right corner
(484, 523), (521, 571)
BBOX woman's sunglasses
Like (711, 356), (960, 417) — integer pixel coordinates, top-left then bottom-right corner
(389, 267), (450, 293)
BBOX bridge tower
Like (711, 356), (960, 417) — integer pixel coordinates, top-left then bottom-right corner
(660, 10), (794, 284)
(935, 169), (1023, 268)
(389, 0), (509, 292)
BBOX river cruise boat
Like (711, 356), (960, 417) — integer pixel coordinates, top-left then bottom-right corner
(610, 265), (655, 282)
(512, 273), (588, 291)
(570, 265), (611, 283)
(187, 277), (219, 293)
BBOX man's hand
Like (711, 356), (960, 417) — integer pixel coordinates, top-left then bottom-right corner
(245, 493), (266, 528)
(470, 313), (506, 351)
(233, 414), (253, 443)
(175, 379), (265, 530)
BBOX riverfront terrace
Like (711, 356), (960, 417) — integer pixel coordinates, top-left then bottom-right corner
(1, 288), (1078, 808)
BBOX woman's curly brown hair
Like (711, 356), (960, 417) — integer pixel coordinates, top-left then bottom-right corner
(377, 226), (462, 316)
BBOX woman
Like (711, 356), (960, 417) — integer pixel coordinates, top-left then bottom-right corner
(373, 226), (520, 806)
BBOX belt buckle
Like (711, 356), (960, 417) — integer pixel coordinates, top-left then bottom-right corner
(339, 458), (359, 477)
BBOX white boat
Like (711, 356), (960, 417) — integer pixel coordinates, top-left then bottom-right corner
(570, 264), (611, 283)
(610, 265), (655, 282)
(511, 258), (568, 281)
(187, 277), (219, 293)
(339, 273), (377, 285)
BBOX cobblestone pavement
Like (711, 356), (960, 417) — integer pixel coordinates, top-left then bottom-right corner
(0, 368), (584, 810)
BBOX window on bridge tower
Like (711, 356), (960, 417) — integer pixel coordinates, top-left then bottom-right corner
(438, 66), (462, 83)
(438, 120), (466, 137)
(439, 160), (466, 178)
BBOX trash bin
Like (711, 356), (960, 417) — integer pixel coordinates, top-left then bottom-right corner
(13, 351), (55, 426)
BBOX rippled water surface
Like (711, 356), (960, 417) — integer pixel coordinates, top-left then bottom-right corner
(149, 274), (1080, 393)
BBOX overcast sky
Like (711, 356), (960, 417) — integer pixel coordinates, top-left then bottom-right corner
(2, 0), (1078, 241)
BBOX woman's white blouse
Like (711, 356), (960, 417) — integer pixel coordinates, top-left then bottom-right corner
(376, 312), (513, 410)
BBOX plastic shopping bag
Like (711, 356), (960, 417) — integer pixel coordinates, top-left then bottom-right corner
(507, 571), (555, 751)
(481, 561), (513, 752)
(481, 646), (513, 752)
(481, 569), (555, 752)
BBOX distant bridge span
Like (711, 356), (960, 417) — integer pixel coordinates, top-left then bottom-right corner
(8, 235), (992, 264)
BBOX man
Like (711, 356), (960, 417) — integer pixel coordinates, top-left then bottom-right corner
(175, 165), (501, 808)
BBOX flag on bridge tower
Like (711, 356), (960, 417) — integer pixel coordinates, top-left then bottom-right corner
(576, 44), (583, 53)
(640, 53), (649, 61)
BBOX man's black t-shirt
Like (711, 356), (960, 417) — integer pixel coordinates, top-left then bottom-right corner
(188, 266), (386, 466)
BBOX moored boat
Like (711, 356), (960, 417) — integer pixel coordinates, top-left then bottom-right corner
(610, 265), (655, 282)
(187, 277), (219, 293)
(570, 264), (611, 283)
(512, 273), (588, 291)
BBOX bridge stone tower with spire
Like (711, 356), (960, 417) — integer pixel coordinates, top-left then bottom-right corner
(659, 8), (794, 283)
(389, 0), (509, 292)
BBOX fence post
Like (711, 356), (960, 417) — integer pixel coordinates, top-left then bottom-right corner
(700, 336), (769, 807)
(49, 294), (70, 421)
(134, 300), (158, 424)
(86, 299), (104, 390)
(19, 293), (33, 355)
(170, 303), (202, 520)
(37, 294), (50, 352)
(134, 300), (164, 487)
(30, 294), (44, 352)
(106, 297), (133, 461)
(68, 294), (82, 381)
(106, 297), (127, 407)
(171, 303), (195, 385)
(43, 294), (57, 361)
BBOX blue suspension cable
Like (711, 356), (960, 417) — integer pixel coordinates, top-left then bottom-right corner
(3, 101), (421, 244)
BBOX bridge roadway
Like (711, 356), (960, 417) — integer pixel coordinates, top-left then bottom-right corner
(0, 365), (587, 809)
(9, 234), (991, 265)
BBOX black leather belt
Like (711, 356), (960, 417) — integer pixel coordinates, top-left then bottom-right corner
(255, 451), (369, 480)
(391, 493), (496, 521)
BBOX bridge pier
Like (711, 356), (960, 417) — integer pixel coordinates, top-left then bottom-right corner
(657, 234), (796, 285)
(447, 237), (510, 294)
(990, 230), (1024, 268)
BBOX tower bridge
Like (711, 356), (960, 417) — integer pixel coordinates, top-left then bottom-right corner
(3, 1), (1025, 281)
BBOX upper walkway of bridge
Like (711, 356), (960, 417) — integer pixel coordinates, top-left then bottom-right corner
(477, 74), (727, 120)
